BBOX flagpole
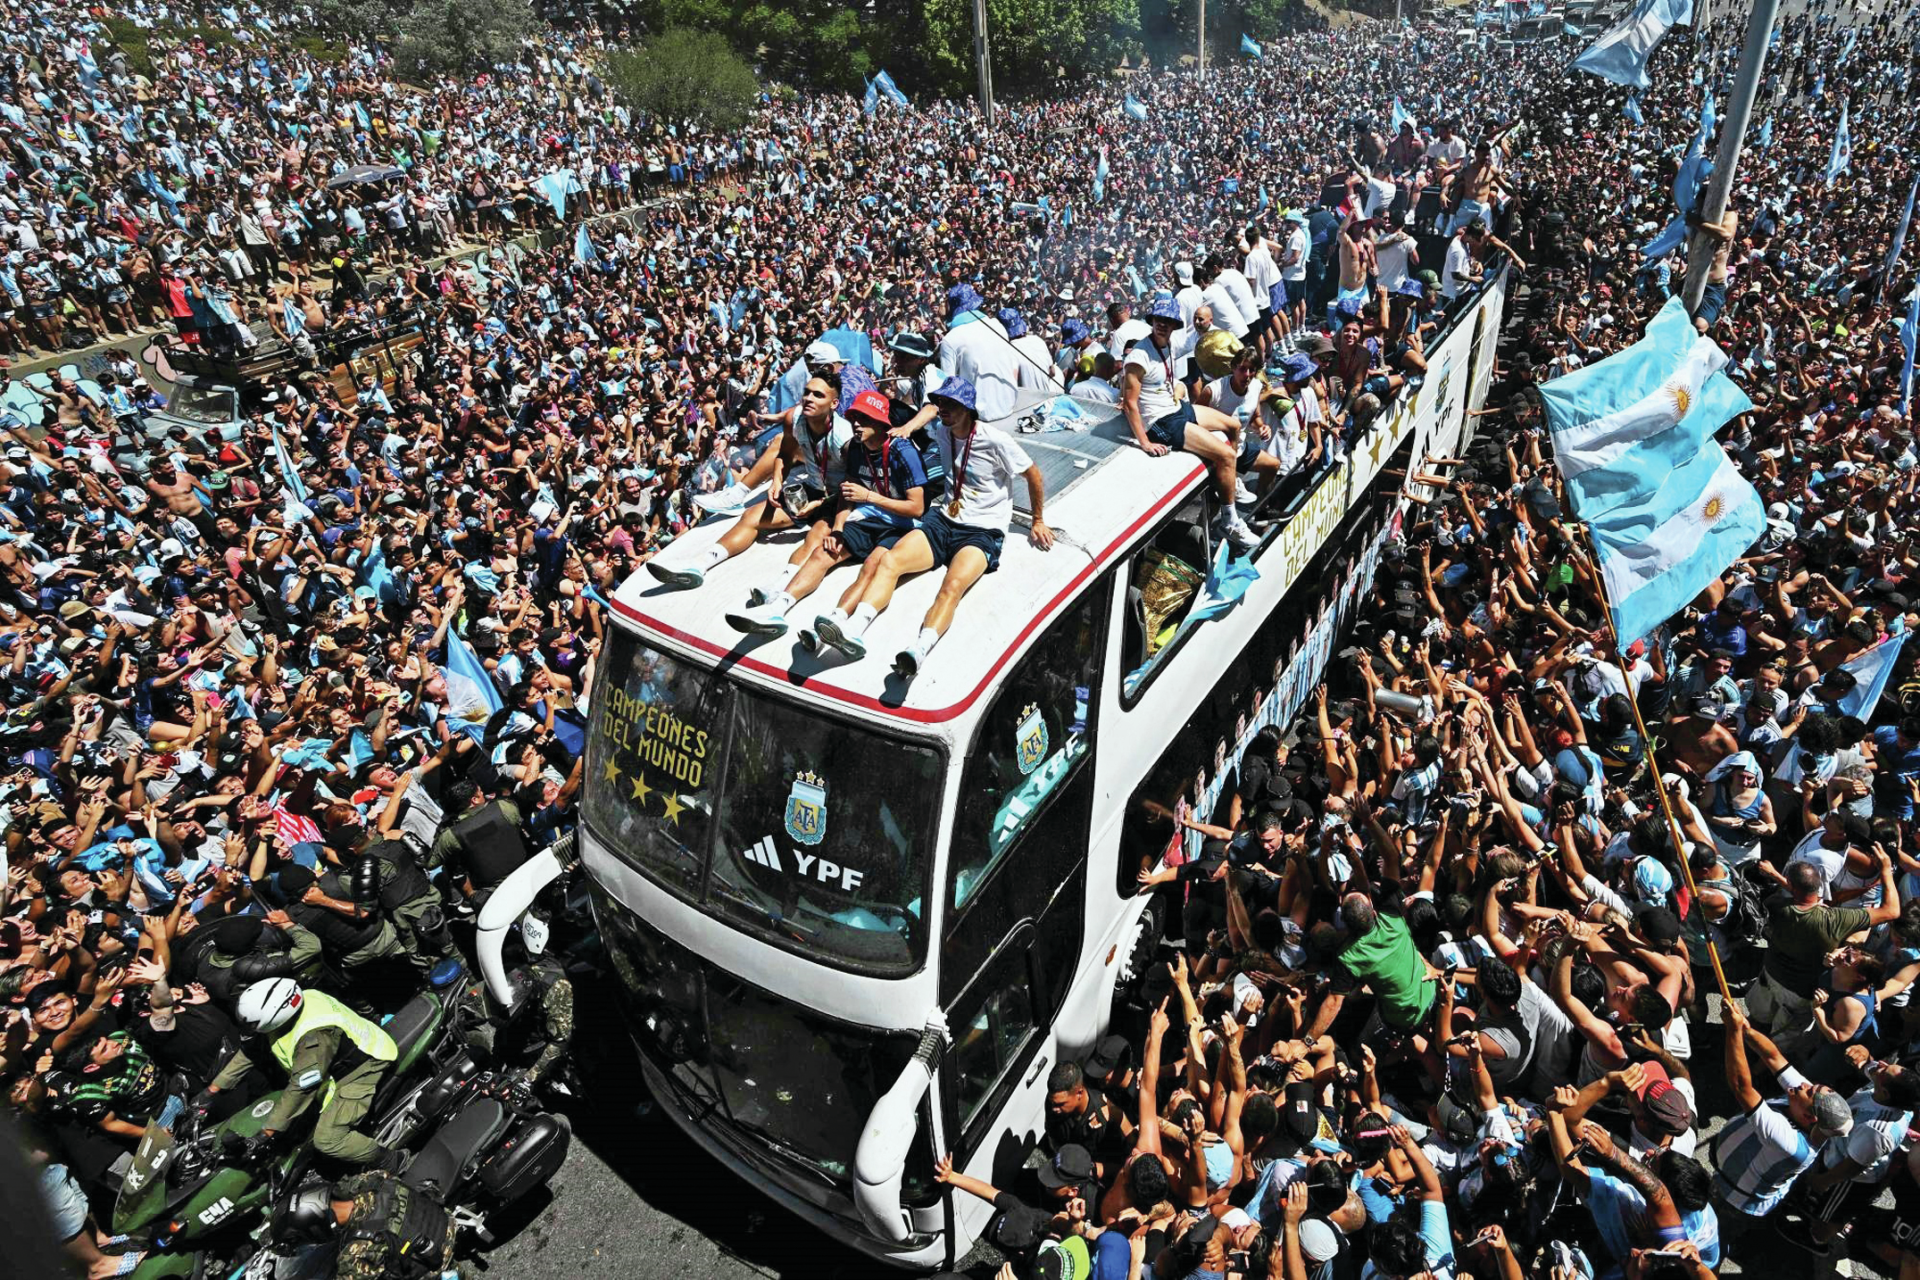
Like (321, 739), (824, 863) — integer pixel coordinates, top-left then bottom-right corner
(1570, 520), (1735, 1005)
(1681, 0), (1780, 315)
(972, 0), (995, 127)
(1199, 0), (1207, 79)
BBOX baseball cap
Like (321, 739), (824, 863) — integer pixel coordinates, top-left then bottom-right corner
(1633, 1062), (1694, 1135)
(1033, 1236), (1090, 1280)
(1174, 261), (1195, 285)
(1298, 1220), (1341, 1263)
(803, 340), (842, 366)
(1083, 1034), (1132, 1080)
(1037, 1143), (1095, 1190)
(847, 389), (892, 427)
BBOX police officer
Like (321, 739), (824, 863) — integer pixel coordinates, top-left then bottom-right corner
(452, 954), (573, 1088)
(188, 912), (324, 1008)
(204, 978), (398, 1167)
(279, 1172), (463, 1280)
(430, 781), (535, 906)
(326, 808), (447, 975)
(269, 863), (409, 976)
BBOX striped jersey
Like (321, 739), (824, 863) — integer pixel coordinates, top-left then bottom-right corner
(1711, 1069), (1817, 1216)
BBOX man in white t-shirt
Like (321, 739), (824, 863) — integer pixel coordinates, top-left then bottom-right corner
(1199, 259), (1251, 339)
(1210, 252), (1263, 349)
(1242, 224), (1285, 357)
(936, 282), (1021, 422)
(1374, 212), (1421, 294)
(997, 307), (1061, 390)
(1120, 299), (1259, 551)
(810, 378), (1054, 678)
(1197, 346), (1288, 505)
(1280, 212), (1311, 327)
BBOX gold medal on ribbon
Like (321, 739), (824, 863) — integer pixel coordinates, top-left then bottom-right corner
(947, 496), (963, 517)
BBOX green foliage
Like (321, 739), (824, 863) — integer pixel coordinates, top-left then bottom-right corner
(604, 28), (762, 130)
(291, 35), (352, 64)
(392, 0), (535, 76)
(915, 0), (1142, 94)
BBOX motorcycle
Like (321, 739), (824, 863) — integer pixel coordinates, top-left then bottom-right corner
(114, 968), (473, 1279)
(236, 1071), (572, 1279)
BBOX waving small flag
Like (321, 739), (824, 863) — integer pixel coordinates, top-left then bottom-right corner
(1391, 96), (1415, 134)
(1240, 34), (1263, 58)
(573, 225), (601, 265)
(863, 77), (878, 116)
(1901, 280), (1920, 415)
(1882, 173), (1919, 301)
(1092, 147), (1109, 202)
(1623, 94), (1644, 125)
(873, 69), (907, 108)
(1124, 94), (1148, 121)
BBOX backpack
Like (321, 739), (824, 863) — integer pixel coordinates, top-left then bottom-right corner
(1708, 866), (1770, 948)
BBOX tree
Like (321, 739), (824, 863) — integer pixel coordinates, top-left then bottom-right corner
(393, 0), (535, 77)
(917, 0), (1143, 95)
(605, 28), (762, 130)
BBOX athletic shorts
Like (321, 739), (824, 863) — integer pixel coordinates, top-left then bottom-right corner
(1255, 306), (1274, 335)
(1237, 427), (1270, 470)
(1268, 280), (1289, 311)
(1146, 400), (1197, 450)
(918, 508), (1005, 572)
(836, 517), (908, 561)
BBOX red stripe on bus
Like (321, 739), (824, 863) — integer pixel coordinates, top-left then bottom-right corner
(612, 462), (1207, 725)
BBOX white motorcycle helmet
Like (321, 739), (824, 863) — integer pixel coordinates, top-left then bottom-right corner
(236, 977), (305, 1035)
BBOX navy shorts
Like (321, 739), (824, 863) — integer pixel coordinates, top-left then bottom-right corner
(918, 509), (1005, 572)
(1255, 306), (1274, 335)
(1237, 426), (1269, 470)
(836, 517), (907, 561)
(1147, 400), (1197, 450)
(1697, 280), (1728, 325)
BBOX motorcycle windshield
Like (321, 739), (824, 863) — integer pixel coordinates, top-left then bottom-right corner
(595, 888), (932, 1193)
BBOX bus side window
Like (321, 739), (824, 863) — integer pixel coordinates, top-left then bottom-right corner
(950, 960), (1038, 1134)
(1120, 490), (1215, 701)
(946, 584), (1105, 917)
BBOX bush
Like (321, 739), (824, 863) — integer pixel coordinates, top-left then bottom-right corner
(605, 29), (761, 131)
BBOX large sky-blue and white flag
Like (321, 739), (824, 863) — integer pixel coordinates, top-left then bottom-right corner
(1541, 297), (1764, 644)
(1391, 96), (1415, 134)
(1093, 147), (1109, 202)
(1124, 94), (1149, 121)
(1901, 280), (1920, 415)
(1573, 0), (1695, 90)
(873, 70), (907, 108)
(1837, 632), (1909, 722)
(1826, 99), (1852, 183)
(1883, 173), (1919, 298)
(1240, 34), (1263, 58)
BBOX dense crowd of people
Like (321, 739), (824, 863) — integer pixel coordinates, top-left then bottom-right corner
(5, 0), (1920, 1275)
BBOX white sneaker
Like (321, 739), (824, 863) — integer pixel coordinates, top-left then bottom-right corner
(796, 625), (822, 654)
(693, 481), (761, 516)
(724, 601), (789, 637)
(1233, 476), (1256, 505)
(814, 613), (866, 660)
(893, 644), (926, 679)
(1224, 516), (1260, 552)
(646, 559), (705, 589)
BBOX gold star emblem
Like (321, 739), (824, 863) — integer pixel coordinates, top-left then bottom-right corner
(601, 758), (621, 785)
(630, 773), (653, 804)
(660, 792), (686, 825)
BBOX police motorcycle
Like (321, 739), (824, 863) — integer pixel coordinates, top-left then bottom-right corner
(239, 1067), (573, 1279)
(113, 961), (479, 1279)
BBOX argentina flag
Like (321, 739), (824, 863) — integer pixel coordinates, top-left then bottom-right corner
(1541, 297), (1764, 644)
(1573, 0), (1694, 90)
(1124, 94), (1149, 121)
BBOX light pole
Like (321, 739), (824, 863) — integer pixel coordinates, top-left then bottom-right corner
(1681, 0), (1779, 314)
(1198, 0), (1207, 79)
(973, 0), (995, 126)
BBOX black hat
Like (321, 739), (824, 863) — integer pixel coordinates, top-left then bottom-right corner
(215, 915), (266, 956)
(1037, 1143), (1095, 1191)
(1084, 1034), (1132, 1081)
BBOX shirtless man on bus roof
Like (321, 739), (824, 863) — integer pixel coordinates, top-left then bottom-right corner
(807, 377), (1052, 679)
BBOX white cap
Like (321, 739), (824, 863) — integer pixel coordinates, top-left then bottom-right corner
(1175, 261), (1195, 285)
(1299, 1220), (1341, 1263)
(158, 537), (186, 560)
(804, 340), (841, 365)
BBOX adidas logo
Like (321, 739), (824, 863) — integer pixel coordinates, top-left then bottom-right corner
(742, 837), (781, 871)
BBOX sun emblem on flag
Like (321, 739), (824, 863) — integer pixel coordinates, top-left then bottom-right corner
(1665, 382), (1692, 419)
(1701, 493), (1725, 522)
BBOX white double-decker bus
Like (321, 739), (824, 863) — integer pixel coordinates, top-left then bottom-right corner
(573, 278), (1508, 1268)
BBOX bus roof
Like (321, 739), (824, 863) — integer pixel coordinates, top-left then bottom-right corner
(611, 394), (1207, 732)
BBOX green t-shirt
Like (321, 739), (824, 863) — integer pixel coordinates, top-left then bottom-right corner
(1766, 902), (1870, 997)
(1336, 909), (1434, 1030)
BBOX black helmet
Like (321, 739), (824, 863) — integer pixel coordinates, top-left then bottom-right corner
(272, 1182), (337, 1245)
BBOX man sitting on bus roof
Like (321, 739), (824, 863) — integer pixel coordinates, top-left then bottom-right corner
(723, 389), (927, 638)
(1123, 298), (1260, 552)
(806, 377), (1053, 678)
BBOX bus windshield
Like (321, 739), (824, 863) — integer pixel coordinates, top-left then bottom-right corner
(585, 628), (943, 973)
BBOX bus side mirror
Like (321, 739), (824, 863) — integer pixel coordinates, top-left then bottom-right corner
(476, 848), (566, 1006)
(852, 1012), (948, 1244)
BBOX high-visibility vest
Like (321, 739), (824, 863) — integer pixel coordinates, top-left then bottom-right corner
(269, 989), (397, 1074)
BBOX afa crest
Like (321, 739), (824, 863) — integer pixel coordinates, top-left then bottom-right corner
(784, 771), (828, 845)
(1015, 703), (1050, 776)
